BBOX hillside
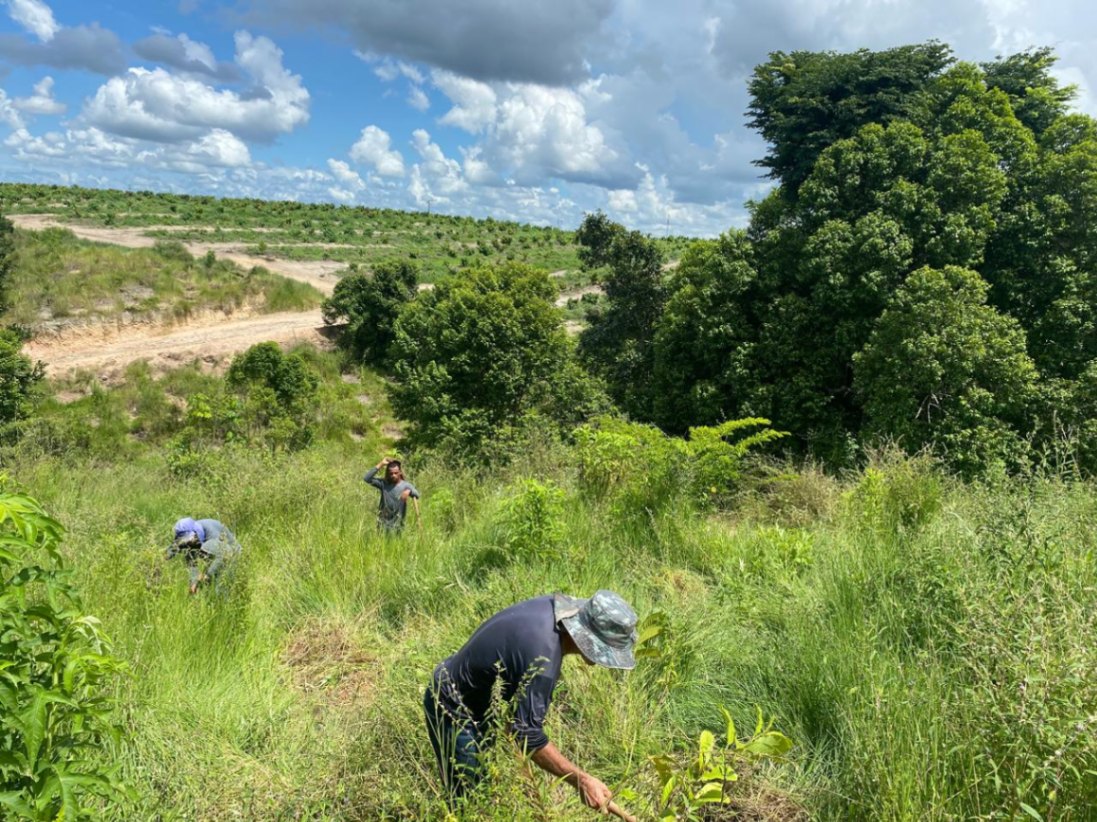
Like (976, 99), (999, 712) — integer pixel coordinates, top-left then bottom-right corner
(4, 351), (1096, 819)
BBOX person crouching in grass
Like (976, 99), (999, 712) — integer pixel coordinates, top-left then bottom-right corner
(166, 517), (242, 594)
(424, 590), (639, 820)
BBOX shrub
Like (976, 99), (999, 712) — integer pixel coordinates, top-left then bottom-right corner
(574, 416), (787, 517)
(0, 490), (127, 819)
(496, 479), (566, 560)
(320, 260), (418, 365)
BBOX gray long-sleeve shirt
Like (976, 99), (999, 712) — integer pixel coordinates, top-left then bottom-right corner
(186, 519), (241, 585)
(364, 467), (420, 529)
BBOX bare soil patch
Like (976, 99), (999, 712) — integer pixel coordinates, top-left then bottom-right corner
(26, 309), (328, 382)
(554, 284), (602, 307)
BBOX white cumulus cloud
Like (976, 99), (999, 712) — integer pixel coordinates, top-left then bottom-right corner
(327, 158), (365, 190)
(13, 75), (65, 115)
(435, 71), (497, 133)
(408, 128), (467, 206)
(433, 73), (626, 186)
(84, 31), (309, 143)
(349, 125), (406, 177)
(0, 90), (25, 129)
(407, 85), (429, 111)
(5, 0), (58, 42)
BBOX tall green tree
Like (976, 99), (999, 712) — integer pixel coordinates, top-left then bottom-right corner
(576, 213), (665, 420)
(981, 47), (1076, 137)
(747, 42), (954, 195)
(651, 231), (759, 432)
(389, 262), (603, 448)
(320, 260), (418, 365)
(740, 50), (1062, 463)
(853, 266), (1038, 475)
(225, 342), (319, 450)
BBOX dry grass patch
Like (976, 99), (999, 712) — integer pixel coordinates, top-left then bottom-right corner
(282, 618), (380, 711)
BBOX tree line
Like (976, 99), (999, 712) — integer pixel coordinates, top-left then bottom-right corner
(4, 42), (1096, 479)
(328, 42), (1097, 477)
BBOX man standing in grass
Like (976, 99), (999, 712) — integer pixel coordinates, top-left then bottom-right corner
(166, 517), (242, 594)
(424, 590), (639, 819)
(364, 456), (421, 532)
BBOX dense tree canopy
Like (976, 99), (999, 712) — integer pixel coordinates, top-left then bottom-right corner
(747, 42), (954, 195)
(389, 262), (605, 448)
(576, 213), (666, 419)
(321, 260), (418, 365)
(853, 266), (1038, 475)
(584, 42), (1097, 474)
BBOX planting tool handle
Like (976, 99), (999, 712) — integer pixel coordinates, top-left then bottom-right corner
(607, 800), (637, 822)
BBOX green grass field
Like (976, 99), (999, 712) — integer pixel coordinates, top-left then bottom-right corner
(0, 183), (695, 286)
(6, 352), (1096, 820)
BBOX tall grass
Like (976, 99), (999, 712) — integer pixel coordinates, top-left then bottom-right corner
(8, 417), (1097, 819)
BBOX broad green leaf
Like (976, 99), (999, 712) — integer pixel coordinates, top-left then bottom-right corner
(0, 790), (35, 819)
(754, 705), (764, 737)
(698, 730), (716, 761)
(721, 707), (737, 747)
(694, 782), (730, 804)
(1019, 803), (1044, 821)
(20, 689), (47, 771)
(700, 765), (738, 782)
(638, 623), (663, 644)
(660, 774), (677, 807)
(741, 731), (793, 759)
(0, 750), (26, 772)
(649, 754), (675, 783)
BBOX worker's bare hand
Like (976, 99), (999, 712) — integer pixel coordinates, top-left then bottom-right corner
(576, 773), (612, 812)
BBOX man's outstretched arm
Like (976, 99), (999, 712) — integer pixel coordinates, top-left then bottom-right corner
(530, 742), (612, 811)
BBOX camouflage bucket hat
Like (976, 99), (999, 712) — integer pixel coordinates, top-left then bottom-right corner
(554, 590), (638, 670)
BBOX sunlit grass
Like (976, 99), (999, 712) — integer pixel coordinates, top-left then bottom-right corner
(7, 370), (1097, 819)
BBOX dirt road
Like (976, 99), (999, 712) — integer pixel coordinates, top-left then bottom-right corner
(26, 309), (327, 380)
(9, 214), (344, 296)
(12, 215), (341, 381)
(554, 284), (602, 307)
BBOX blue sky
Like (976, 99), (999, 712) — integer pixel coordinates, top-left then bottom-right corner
(1, 0), (1095, 236)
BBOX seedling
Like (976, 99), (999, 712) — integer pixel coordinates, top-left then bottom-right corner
(649, 706), (792, 821)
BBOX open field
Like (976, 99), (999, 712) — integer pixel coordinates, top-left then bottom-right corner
(7, 213), (345, 296)
(1, 185), (636, 380)
(1, 183), (676, 287)
(6, 353), (1097, 820)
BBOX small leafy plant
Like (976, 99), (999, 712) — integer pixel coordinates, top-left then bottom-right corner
(650, 707), (792, 821)
(0, 490), (128, 820)
(498, 479), (566, 560)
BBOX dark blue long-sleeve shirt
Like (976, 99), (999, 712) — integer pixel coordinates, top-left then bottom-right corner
(435, 595), (562, 752)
